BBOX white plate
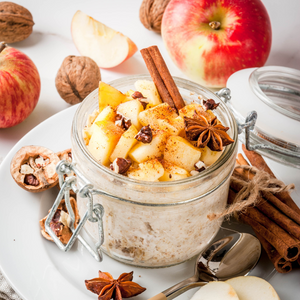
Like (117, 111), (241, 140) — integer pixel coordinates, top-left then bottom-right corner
(0, 105), (299, 300)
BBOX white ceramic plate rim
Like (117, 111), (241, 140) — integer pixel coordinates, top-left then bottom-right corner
(0, 105), (298, 300)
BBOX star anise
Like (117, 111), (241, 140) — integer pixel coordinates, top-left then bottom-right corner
(85, 271), (146, 300)
(184, 112), (234, 151)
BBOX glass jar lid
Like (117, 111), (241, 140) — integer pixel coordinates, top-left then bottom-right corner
(226, 66), (300, 168)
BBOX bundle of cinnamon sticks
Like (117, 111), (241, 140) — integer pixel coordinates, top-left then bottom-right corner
(230, 145), (300, 273)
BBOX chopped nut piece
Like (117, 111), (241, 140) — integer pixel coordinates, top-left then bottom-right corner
(39, 197), (80, 244)
(194, 160), (206, 172)
(10, 146), (60, 192)
(20, 164), (34, 175)
(24, 174), (39, 186)
(35, 156), (49, 168)
(139, 100), (148, 109)
(59, 210), (71, 227)
(110, 158), (132, 174)
(135, 125), (153, 143)
(131, 91), (146, 99)
(203, 99), (219, 111)
(85, 271), (146, 300)
(115, 113), (132, 130)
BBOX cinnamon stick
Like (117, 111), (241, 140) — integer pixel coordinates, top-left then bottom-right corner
(254, 231), (292, 273)
(242, 144), (300, 215)
(239, 209), (300, 261)
(140, 48), (175, 109)
(147, 46), (185, 110)
(141, 46), (185, 111)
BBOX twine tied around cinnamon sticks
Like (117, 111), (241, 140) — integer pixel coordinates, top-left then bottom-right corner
(208, 165), (295, 221)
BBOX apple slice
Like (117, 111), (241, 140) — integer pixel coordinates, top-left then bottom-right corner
(71, 10), (138, 68)
(226, 276), (280, 300)
(190, 282), (239, 300)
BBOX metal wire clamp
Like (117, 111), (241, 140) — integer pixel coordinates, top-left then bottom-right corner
(45, 160), (105, 262)
(216, 88), (300, 159)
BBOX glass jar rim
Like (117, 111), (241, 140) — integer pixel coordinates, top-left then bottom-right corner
(249, 66), (300, 122)
(72, 74), (238, 192)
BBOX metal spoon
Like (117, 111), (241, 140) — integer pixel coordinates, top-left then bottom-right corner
(149, 230), (261, 300)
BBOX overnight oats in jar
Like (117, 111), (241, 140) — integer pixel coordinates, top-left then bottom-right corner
(71, 74), (238, 268)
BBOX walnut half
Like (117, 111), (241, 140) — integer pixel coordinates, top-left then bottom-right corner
(10, 145), (60, 192)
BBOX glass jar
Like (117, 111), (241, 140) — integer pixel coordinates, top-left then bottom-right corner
(71, 75), (238, 268)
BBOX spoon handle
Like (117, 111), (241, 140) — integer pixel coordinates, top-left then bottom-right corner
(148, 276), (208, 300)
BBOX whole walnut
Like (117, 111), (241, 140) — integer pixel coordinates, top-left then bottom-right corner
(0, 2), (34, 43)
(139, 0), (171, 34)
(55, 56), (101, 105)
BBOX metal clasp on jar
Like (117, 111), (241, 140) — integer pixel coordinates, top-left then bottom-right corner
(45, 160), (105, 261)
(216, 88), (300, 159)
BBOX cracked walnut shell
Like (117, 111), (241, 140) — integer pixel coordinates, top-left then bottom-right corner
(40, 197), (80, 244)
(0, 2), (34, 43)
(55, 55), (101, 105)
(139, 0), (171, 33)
(10, 145), (60, 192)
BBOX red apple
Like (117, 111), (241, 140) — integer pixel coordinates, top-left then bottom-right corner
(0, 42), (41, 128)
(162, 0), (272, 88)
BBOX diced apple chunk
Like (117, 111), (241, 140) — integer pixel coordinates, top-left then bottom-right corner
(86, 106), (117, 140)
(139, 103), (178, 125)
(199, 146), (223, 166)
(179, 103), (216, 122)
(87, 121), (124, 166)
(129, 131), (169, 163)
(138, 103), (183, 135)
(134, 80), (162, 106)
(117, 100), (144, 130)
(164, 136), (201, 171)
(110, 125), (138, 162)
(159, 160), (190, 181)
(127, 159), (164, 181)
(99, 82), (127, 112)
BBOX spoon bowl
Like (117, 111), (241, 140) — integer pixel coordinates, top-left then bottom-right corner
(148, 229), (261, 300)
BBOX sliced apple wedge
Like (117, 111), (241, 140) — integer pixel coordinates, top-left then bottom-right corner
(190, 282), (239, 300)
(71, 10), (138, 68)
(226, 276), (280, 300)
